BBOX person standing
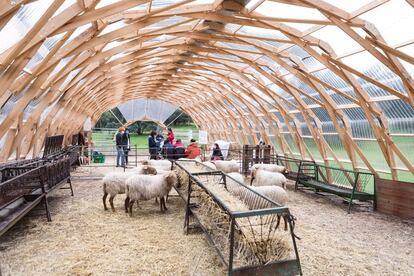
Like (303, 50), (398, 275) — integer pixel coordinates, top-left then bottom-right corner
(148, 130), (157, 160)
(115, 127), (126, 167)
(185, 139), (201, 159)
(167, 127), (175, 144)
(123, 128), (131, 165)
(156, 132), (164, 153)
(211, 143), (224, 161)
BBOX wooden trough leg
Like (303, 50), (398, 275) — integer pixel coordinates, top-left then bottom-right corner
(67, 178), (74, 196)
(43, 197), (52, 222)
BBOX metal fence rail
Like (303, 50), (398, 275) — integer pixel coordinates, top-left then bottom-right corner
(175, 159), (302, 276)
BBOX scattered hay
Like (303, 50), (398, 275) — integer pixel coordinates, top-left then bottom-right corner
(191, 174), (292, 267)
(0, 177), (225, 275)
(1, 171), (413, 275)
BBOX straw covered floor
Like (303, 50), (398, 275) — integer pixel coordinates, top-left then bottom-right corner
(0, 167), (413, 275)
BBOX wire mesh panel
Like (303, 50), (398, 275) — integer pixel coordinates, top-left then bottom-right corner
(174, 160), (218, 201)
(180, 168), (302, 275)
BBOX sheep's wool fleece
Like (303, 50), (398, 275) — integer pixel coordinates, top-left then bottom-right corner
(202, 161), (217, 170)
(252, 186), (288, 206)
(102, 172), (134, 195)
(214, 160), (239, 173)
(127, 174), (174, 200)
(252, 164), (286, 173)
(148, 160), (172, 171)
(253, 170), (286, 187)
(226, 173), (245, 195)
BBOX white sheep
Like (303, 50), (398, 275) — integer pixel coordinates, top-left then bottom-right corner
(102, 165), (157, 212)
(213, 160), (239, 173)
(125, 171), (177, 216)
(178, 157), (202, 162)
(202, 161), (217, 170)
(144, 159), (172, 171)
(252, 170), (287, 189)
(250, 164), (287, 183)
(247, 186), (289, 231)
(224, 173), (290, 231)
(226, 172), (244, 192)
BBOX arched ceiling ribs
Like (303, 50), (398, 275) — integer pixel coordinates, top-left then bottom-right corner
(0, 0), (414, 180)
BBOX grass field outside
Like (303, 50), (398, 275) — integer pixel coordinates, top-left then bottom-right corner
(92, 124), (199, 148)
(91, 125), (414, 183)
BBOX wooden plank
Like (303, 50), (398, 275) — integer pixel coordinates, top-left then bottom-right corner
(375, 178), (414, 220)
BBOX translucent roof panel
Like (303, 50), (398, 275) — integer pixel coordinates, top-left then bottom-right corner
(117, 99), (178, 124)
(360, 1), (414, 45)
(255, 1), (326, 20)
(0, 0), (53, 54)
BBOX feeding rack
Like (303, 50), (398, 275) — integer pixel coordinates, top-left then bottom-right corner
(175, 160), (302, 276)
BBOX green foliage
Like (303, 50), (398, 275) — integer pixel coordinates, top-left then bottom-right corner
(164, 109), (194, 126)
(127, 121), (158, 134)
(95, 108), (126, 128)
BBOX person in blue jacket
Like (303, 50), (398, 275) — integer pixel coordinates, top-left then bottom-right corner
(148, 130), (157, 160)
(162, 139), (175, 160)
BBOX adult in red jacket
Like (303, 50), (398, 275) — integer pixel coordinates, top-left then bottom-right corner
(167, 127), (175, 144)
(185, 139), (201, 159)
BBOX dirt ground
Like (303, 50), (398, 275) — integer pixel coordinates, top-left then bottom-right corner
(0, 167), (413, 275)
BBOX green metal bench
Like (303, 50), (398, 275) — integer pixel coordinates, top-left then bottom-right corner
(295, 162), (375, 213)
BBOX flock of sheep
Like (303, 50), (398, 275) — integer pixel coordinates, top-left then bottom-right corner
(102, 158), (290, 218)
(102, 159), (176, 215)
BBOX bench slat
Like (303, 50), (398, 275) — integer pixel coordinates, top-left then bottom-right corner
(0, 194), (44, 236)
(299, 179), (373, 200)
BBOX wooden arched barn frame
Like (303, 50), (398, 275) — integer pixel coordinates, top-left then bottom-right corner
(0, 0), (414, 181)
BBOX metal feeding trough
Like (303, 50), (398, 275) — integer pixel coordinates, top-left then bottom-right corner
(174, 160), (302, 276)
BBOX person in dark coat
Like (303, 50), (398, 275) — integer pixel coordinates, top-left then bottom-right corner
(173, 139), (186, 159)
(156, 132), (164, 153)
(115, 127), (127, 167)
(123, 128), (131, 165)
(211, 143), (224, 161)
(162, 139), (174, 160)
(148, 130), (157, 160)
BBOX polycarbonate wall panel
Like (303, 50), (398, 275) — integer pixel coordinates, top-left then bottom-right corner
(117, 99), (177, 124)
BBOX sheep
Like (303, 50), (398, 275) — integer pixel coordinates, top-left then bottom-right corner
(125, 172), (177, 216)
(102, 165), (157, 211)
(142, 159), (172, 171)
(129, 165), (157, 175)
(250, 186), (289, 230)
(250, 164), (287, 184)
(213, 160), (239, 173)
(252, 169), (287, 189)
(224, 173), (290, 230)
(201, 161), (216, 170)
(178, 157), (202, 162)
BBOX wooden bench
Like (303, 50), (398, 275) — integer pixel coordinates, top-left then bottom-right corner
(0, 166), (50, 237)
(0, 155), (74, 237)
(295, 162), (375, 213)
